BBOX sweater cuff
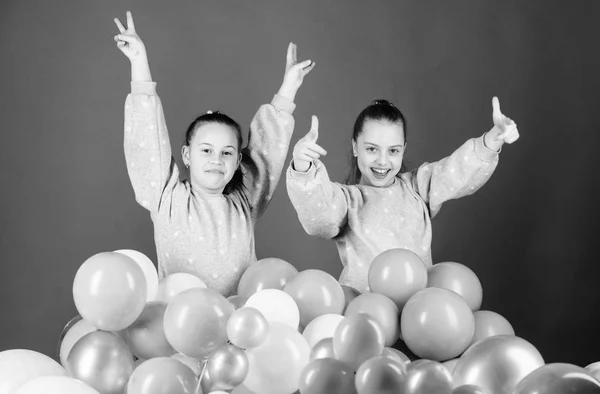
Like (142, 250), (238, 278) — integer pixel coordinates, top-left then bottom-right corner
(475, 134), (500, 162)
(131, 81), (157, 95)
(288, 160), (318, 182)
(272, 94), (296, 115)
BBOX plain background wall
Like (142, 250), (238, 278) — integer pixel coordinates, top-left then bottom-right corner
(1, 0), (599, 365)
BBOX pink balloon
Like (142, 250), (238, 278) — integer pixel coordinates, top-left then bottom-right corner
(471, 310), (515, 345)
(345, 292), (400, 346)
(401, 288), (474, 361)
(121, 301), (176, 359)
(333, 313), (386, 371)
(299, 358), (356, 394)
(427, 262), (483, 311)
(355, 356), (406, 394)
(237, 257), (298, 298)
(368, 249), (427, 311)
(73, 252), (147, 331)
(163, 288), (234, 359)
(127, 357), (197, 394)
(284, 269), (345, 327)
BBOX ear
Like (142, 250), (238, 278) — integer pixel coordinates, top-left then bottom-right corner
(181, 145), (190, 167)
(351, 139), (357, 157)
(237, 152), (242, 169)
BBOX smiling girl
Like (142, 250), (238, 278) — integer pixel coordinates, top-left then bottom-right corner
(114, 11), (314, 296)
(286, 99), (519, 292)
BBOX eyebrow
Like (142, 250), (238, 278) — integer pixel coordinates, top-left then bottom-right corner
(197, 142), (237, 149)
(363, 142), (404, 148)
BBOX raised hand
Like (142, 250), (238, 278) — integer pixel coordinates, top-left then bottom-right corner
(491, 96), (520, 145)
(277, 43), (315, 102)
(114, 11), (146, 63)
(292, 116), (327, 172)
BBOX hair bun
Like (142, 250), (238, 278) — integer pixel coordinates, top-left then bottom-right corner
(371, 99), (395, 107)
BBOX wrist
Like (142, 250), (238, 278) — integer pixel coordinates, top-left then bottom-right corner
(484, 128), (503, 152)
(277, 82), (298, 103)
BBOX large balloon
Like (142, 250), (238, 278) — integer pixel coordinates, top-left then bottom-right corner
(13, 376), (99, 394)
(155, 272), (207, 303)
(333, 313), (386, 371)
(427, 262), (482, 311)
(585, 361), (600, 381)
(513, 363), (600, 393)
(0, 349), (65, 394)
(237, 257), (298, 298)
(302, 313), (345, 348)
(453, 335), (545, 394)
(243, 322), (310, 394)
(171, 353), (201, 376)
(58, 317), (97, 367)
(163, 288), (233, 359)
(284, 269), (345, 327)
(114, 249), (159, 302)
(401, 287), (474, 361)
(127, 357), (197, 394)
(368, 248), (427, 310)
(66, 331), (134, 394)
(404, 360), (453, 394)
(227, 307), (269, 349)
(299, 358), (356, 394)
(121, 301), (176, 359)
(73, 251), (147, 331)
(345, 293), (400, 346)
(471, 310), (514, 345)
(355, 356), (406, 394)
(207, 344), (249, 391)
(244, 289), (300, 329)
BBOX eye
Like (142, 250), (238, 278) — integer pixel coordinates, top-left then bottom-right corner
(366, 147), (377, 152)
(223, 151), (233, 156)
(201, 148), (211, 154)
(390, 148), (400, 154)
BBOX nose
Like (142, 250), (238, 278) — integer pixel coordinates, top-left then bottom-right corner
(210, 153), (223, 165)
(376, 152), (389, 166)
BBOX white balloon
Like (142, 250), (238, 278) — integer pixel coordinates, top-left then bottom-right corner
(244, 289), (300, 329)
(0, 349), (65, 394)
(155, 273), (207, 303)
(59, 319), (97, 367)
(14, 376), (99, 394)
(114, 249), (159, 302)
(302, 313), (345, 348)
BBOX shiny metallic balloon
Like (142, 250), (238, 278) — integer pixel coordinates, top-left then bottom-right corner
(514, 363), (600, 394)
(453, 335), (544, 394)
(452, 384), (489, 394)
(207, 344), (249, 391)
(585, 361), (600, 381)
(381, 347), (410, 366)
(355, 355), (406, 394)
(405, 359), (452, 394)
(310, 337), (336, 361)
(66, 330), (134, 394)
(227, 307), (269, 349)
(299, 358), (356, 394)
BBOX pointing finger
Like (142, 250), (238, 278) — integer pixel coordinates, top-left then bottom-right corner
(492, 96), (501, 118)
(114, 18), (126, 33)
(126, 11), (136, 31)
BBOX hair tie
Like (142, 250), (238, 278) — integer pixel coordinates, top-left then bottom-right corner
(206, 110), (213, 114)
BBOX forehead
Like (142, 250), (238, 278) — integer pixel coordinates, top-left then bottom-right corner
(358, 119), (405, 146)
(192, 122), (238, 147)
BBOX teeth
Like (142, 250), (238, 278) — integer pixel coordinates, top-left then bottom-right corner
(372, 168), (389, 175)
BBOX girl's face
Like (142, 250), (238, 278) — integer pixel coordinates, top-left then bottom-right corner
(353, 119), (406, 188)
(182, 123), (241, 194)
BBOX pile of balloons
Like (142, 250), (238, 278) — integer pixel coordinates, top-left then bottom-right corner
(1, 248), (600, 394)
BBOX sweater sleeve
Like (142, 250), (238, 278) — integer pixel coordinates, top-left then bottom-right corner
(123, 81), (180, 215)
(240, 94), (296, 221)
(286, 160), (349, 239)
(412, 134), (499, 218)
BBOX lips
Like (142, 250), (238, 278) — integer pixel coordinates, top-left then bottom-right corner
(205, 168), (225, 175)
(371, 167), (391, 179)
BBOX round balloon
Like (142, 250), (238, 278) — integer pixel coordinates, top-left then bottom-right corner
(345, 293), (400, 346)
(309, 337), (336, 361)
(405, 359), (453, 394)
(0, 349), (65, 394)
(227, 307), (269, 349)
(333, 313), (386, 371)
(114, 249), (159, 302)
(513, 363), (600, 394)
(243, 322), (310, 394)
(355, 356), (407, 394)
(121, 301), (176, 359)
(299, 358), (356, 394)
(585, 361), (600, 381)
(453, 335), (545, 394)
(58, 318), (97, 367)
(302, 313), (345, 348)
(66, 331), (134, 394)
(284, 269), (345, 327)
(73, 251), (147, 331)
(155, 272), (207, 303)
(427, 262), (483, 311)
(13, 376), (99, 394)
(401, 287), (474, 361)
(127, 357), (197, 394)
(207, 344), (249, 391)
(244, 289), (300, 329)
(452, 384), (489, 394)
(237, 257), (298, 298)
(163, 288), (234, 359)
(471, 310), (514, 345)
(368, 248), (427, 311)
(341, 285), (361, 313)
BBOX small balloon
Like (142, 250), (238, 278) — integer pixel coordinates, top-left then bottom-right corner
(299, 358), (356, 394)
(244, 289), (300, 329)
(207, 344), (249, 391)
(355, 356), (406, 394)
(427, 262), (483, 311)
(58, 317), (97, 367)
(127, 357), (197, 394)
(404, 359), (453, 394)
(381, 347), (410, 365)
(345, 292), (400, 346)
(471, 310), (515, 345)
(122, 301), (176, 359)
(227, 307), (269, 349)
(237, 257), (298, 298)
(155, 272), (207, 303)
(333, 313), (385, 371)
(302, 313), (345, 348)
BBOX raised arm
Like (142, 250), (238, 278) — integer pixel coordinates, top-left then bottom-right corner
(115, 11), (179, 214)
(412, 96), (520, 217)
(240, 43), (315, 220)
(287, 117), (349, 239)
